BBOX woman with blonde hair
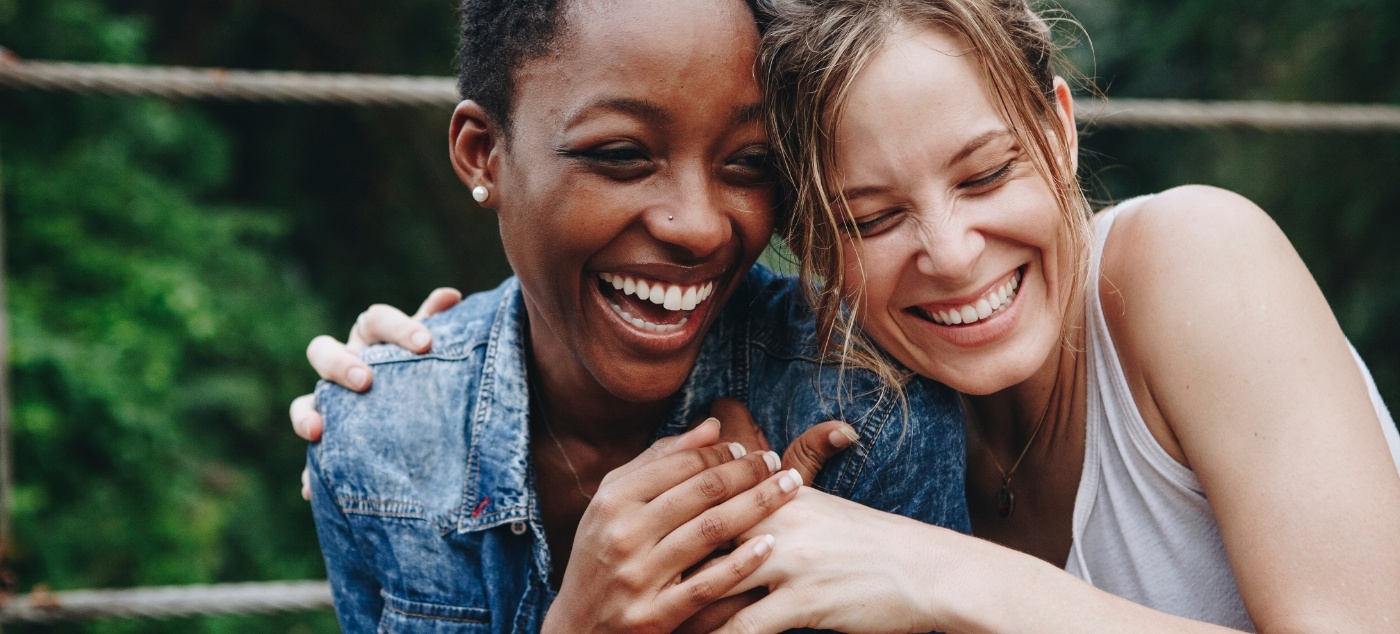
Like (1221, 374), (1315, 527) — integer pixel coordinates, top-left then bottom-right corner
(704, 0), (1400, 631)
(294, 0), (1400, 630)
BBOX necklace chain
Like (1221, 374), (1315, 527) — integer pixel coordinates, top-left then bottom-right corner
(529, 370), (594, 502)
(973, 390), (1054, 518)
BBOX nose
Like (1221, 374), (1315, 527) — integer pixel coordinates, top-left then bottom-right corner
(644, 167), (733, 260)
(911, 205), (984, 283)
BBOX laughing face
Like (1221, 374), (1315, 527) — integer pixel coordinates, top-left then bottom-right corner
(832, 25), (1078, 395)
(466, 0), (775, 405)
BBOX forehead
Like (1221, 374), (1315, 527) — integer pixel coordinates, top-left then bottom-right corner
(836, 26), (1005, 178)
(511, 0), (762, 128)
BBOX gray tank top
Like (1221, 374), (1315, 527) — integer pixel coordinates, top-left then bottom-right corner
(1063, 196), (1400, 631)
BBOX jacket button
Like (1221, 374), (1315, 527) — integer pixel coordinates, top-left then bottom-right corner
(510, 521), (528, 535)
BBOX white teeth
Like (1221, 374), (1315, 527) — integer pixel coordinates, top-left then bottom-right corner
(609, 299), (689, 334)
(597, 273), (718, 315)
(921, 270), (1023, 327)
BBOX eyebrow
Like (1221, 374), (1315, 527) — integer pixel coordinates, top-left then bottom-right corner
(733, 103), (765, 126)
(838, 129), (1015, 203)
(565, 97), (673, 127)
(945, 129), (1012, 169)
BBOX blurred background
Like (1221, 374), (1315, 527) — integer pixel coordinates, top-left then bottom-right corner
(0, 0), (1396, 632)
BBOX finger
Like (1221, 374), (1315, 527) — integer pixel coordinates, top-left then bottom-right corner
(307, 335), (372, 392)
(715, 589), (802, 634)
(301, 467), (311, 501)
(708, 397), (771, 454)
(606, 417), (723, 482)
(782, 421), (858, 484)
(411, 287), (463, 320)
(674, 589), (765, 634)
(662, 533), (776, 621)
(656, 469), (802, 565)
(606, 439), (747, 503)
(350, 303), (430, 353)
(647, 450), (781, 532)
(290, 393), (323, 441)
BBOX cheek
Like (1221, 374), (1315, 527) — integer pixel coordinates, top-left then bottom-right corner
(842, 240), (902, 329)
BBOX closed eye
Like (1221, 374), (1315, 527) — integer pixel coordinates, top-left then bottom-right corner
(962, 160), (1015, 190)
(845, 208), (905, 238)
(559, 143), (653, 180)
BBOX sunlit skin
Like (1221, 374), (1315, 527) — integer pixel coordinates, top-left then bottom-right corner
(834, 23), (1078, 400)
(709, 23), (1400, 634)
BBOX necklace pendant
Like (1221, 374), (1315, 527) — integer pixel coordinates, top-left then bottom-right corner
(996, 484), (1015, 518)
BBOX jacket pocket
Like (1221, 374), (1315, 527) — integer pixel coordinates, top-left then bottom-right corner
(377, 591), (491, 634)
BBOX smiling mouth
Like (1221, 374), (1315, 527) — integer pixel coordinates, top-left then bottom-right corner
(912, 267), (1023, 326)
(598, 272), (717, 334)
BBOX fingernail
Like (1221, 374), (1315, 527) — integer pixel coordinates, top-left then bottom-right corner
(703, 416), (721, 431)
(411, 330), (431, 350)
(348, 367), (369, 390)
(779, 468), (803, 493)
(763, 451), (781, 473)
(754, 534), (775, 556)
(829, 425), (859, 448)
(729, 442), (747, 459)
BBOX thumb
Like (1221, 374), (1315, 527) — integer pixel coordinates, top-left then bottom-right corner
(781, 421), (858, 484)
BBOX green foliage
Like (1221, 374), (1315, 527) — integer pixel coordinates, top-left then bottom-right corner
(0, 0), (1396, 632)
(2, 1), (339, 632)
(1060, 0), (1400, 407)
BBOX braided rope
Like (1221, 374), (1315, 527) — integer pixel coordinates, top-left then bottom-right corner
(0, 581), (333, 624)
(0, 58), (458, 107)
(3, 58), (1400, 130)
(1075, 97), (1400, 132)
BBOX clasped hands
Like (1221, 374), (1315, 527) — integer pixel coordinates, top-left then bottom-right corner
(289, 291), (881, 633)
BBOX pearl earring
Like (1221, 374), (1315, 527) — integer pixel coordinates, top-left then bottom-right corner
(472, 186), (489, 203)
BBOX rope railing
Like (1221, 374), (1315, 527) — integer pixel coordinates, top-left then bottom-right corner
(0, 581), (332, 624)
(2, 51), (1400, 627)
(4, 56), (1400, 131)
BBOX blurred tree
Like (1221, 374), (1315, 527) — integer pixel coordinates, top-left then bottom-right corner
(1, 0), (341, 632)
(1061, 0), (1400, 407)
(0, 0), (1396, 632)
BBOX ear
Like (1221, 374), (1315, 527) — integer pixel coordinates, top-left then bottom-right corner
(449, 100), (503, 209)
(1050, 77), (1079, 173)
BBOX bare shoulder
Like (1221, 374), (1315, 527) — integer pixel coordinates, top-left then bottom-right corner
(1098, 184), (1305, 337)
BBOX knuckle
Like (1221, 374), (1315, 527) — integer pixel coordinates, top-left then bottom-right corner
(695, 471), (728, 502)
(699, 515), (728, 544)
(686, 578), (719, 606)
(751, 487), (776, 515)
(744, 454), (770, 481)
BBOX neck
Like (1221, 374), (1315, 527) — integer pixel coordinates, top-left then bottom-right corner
(964, 304), (1088, 462)
(524, 315), (670, 448)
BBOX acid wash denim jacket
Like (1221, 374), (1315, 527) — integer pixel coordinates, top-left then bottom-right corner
(309, 265), (969, 634)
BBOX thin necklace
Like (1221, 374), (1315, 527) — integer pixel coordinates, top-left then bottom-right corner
(984, 400), (1051, 518)
(529, 372), (594, 502)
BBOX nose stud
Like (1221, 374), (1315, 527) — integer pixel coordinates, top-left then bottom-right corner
(668, 215), (674, 221)
(472, 186), (489, 203)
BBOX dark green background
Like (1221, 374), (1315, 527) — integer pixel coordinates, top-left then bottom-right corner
(0, 0), (1396, 631)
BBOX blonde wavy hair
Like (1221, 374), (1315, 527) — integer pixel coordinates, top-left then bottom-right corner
(758, 0), (1094, 391)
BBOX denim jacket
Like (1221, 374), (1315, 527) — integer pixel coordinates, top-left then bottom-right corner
(309, 265), (969, 633)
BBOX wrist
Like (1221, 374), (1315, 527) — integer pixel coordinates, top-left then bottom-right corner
(900, 524), (985, 632)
